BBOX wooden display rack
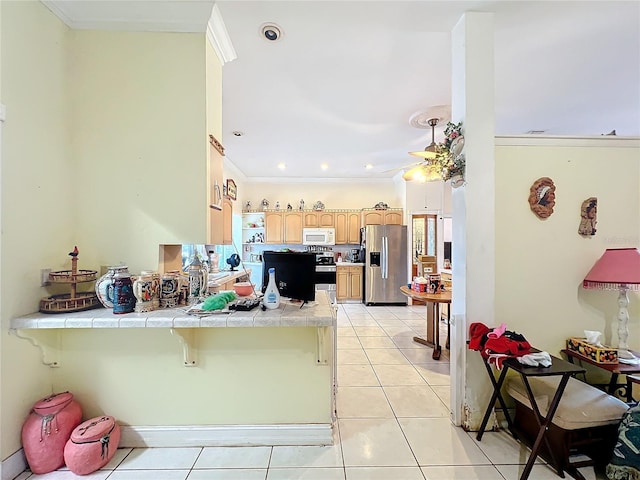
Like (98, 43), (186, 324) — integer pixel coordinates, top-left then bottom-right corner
(39, 247), (101, 313)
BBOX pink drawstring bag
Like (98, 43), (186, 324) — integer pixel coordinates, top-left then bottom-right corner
(21, 392), (82, 474)
(64, 415), (121, 475)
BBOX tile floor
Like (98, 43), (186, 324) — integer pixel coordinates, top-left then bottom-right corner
(16, 303), (604, 480)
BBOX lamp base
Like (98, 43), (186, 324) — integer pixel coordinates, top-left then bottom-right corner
(618, 349), (640, 365)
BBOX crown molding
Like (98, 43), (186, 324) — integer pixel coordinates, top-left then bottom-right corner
(41, 0), (211, 33)
(206, 4), (237, 65)
(495, 135), (640, 148)
(41, 1), (73, 27)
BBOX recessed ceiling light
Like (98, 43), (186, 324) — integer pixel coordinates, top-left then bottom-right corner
(232, 131), (243, 137)
(365, 164), (373, 169)
(277, 162), (286, 170)
(260, 23), (283, 42)
(320, 163), (328, 170)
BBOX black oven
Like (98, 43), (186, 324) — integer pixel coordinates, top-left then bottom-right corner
(315, 264), (336, 302)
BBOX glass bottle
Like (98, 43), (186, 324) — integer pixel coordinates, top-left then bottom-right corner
(263, 267), (280, 309)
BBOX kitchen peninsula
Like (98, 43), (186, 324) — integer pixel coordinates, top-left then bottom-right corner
(11, 294), (337, 448)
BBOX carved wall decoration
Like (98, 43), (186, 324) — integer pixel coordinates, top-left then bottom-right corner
(578, 197), (598, 236)
(528, 177), (556, 219)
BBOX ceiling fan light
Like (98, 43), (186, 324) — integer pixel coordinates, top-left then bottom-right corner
(403, 163), (443, 183)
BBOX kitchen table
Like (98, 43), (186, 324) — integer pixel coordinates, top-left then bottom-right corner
(399, 286), (451, 360)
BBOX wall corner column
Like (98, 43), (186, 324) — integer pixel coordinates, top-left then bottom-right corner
(449, 12), (496, 429)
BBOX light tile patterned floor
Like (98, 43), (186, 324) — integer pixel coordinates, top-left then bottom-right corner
(16, 303), (604, 480)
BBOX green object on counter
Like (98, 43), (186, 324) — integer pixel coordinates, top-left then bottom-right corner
(202, 292), (237, 311)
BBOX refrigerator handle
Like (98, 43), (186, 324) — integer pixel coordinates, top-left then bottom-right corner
(382, 236), (388, 279)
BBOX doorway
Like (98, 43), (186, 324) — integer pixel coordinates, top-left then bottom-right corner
(411, 214), (437, 279)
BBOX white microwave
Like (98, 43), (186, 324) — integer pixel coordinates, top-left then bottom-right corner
(302, 228), (336, 246)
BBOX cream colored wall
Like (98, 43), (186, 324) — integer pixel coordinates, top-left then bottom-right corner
(53, 328), (332, 425)
(0, 1), (73, 460)
(206, 40), (223, 142)
(242, 181), (400, 211)
(70, 30), (208, 273)
(494, 140), (640, 356)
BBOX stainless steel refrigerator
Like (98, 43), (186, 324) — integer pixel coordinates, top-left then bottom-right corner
(364, 224), (408, 305)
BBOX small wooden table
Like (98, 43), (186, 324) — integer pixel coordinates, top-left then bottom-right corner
(562, 348), (640, 403)
(400, 286), (451, 360)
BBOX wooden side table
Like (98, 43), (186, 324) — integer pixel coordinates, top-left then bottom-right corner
(561, 348), (640, 403)
(399, 286), (451, 360)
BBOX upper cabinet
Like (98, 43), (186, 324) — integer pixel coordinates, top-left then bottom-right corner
(222, 197), (233, 245)
(303, 211), (335, 228)
(284, 211), (303, 244)
(362, 208), (403, 226)
(335, 211), (361, 244)
(265, 211), (284, 244)
(208, 135), (225, 245)
(265, 210), (303, 244)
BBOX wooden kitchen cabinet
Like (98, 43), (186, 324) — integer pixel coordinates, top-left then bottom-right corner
(361, 208), (404, 226)
(335, 211), (361, 244)
(222, 197), (233, 245)
(208, 135), (225, 245)
(317, 211), (335, 228)
(336, 265), (363, 302)
(265, 211), (283, 243)
(265, 211), (303, 244)
(283, 211), (303, 244)
(303, 211), (335, 228)
(383, 210), (403, 225)
(303, 211), (319, 227)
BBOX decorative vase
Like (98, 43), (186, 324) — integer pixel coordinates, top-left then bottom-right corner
(95, 265), (129, 308)
(21, 392), (83, 475)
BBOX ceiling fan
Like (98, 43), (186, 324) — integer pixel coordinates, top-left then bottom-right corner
(409, 117), (441, 159)
(381, 117), (443, 180)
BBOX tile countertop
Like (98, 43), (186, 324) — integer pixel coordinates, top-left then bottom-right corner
(207, 269), (251, 287)
(10, 292), (337, 330)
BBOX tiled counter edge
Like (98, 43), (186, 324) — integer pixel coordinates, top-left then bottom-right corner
(10, 305), (336, 329)
(10, 300), (337, 367)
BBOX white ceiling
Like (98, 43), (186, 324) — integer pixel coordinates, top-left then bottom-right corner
(45, 0), (640, 181)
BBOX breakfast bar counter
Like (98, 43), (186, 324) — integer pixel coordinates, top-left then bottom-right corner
(10, 294), (338, 447)
(10, 294), (336, 330)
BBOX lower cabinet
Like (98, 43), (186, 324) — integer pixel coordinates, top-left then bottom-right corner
(336, 265), (363, 303)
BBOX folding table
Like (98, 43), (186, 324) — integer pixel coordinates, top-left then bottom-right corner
(475, 352), (585, 480)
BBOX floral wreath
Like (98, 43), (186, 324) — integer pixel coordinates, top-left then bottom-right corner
(431, 121), (464, 181)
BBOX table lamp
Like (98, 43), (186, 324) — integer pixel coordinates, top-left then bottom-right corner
(582, 248), (640, 362)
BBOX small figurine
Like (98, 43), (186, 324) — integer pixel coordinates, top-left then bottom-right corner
(261, 198), (269, 211)
(244, 201), (252, 212)
(275, 201), (281, 210)
(299, 199), (305, 210)
(287, 203), (293, 211)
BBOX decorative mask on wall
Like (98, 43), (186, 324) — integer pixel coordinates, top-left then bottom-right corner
(528, 177), (556, 219)
(578, 197), (598, 236)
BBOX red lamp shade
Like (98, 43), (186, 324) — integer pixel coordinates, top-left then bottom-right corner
(582, 248), (640, 291)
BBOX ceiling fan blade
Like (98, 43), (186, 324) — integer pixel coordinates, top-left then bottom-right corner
(381, 160), (424, 174)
